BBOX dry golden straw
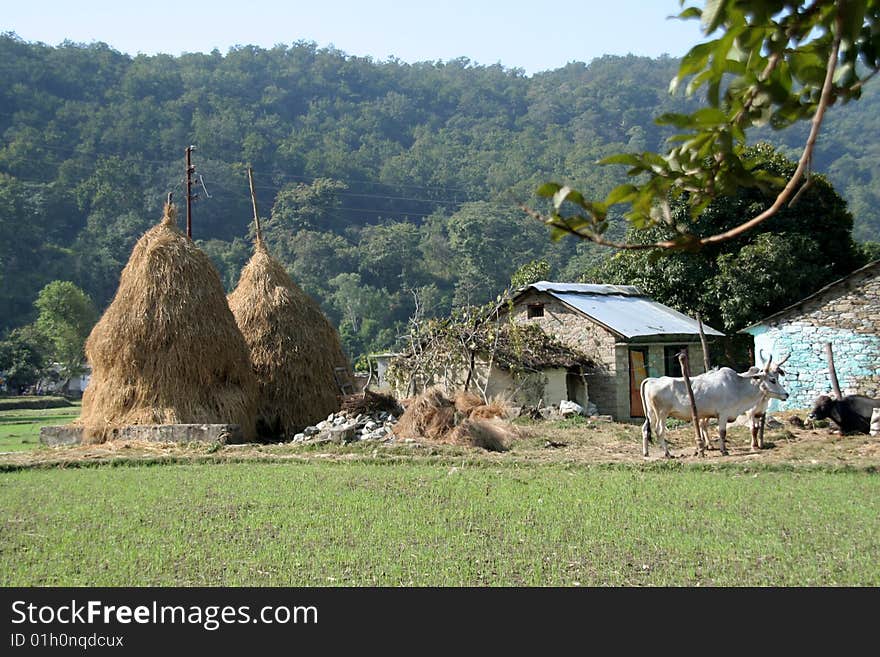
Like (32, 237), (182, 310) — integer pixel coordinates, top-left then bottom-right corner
(394, 386), (514, 451)
(79, 203), (258, 442)
(228, 239), (353, 439)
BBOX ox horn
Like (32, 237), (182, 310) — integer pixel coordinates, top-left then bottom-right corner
(777, 353), (791, 367)
(758, 348), (767, 365)
(764, 352), (772, 373)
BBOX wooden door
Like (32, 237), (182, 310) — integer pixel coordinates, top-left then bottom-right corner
(629, 347), (649, 418)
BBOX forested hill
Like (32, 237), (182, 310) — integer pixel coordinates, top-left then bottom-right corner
(1, 34), (879, 361)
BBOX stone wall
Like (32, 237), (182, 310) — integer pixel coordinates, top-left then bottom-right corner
(510, 290), (619, 415)
(746, 265), (880, 410)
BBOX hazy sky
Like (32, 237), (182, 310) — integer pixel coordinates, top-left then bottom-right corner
(2, 0), (706, 74)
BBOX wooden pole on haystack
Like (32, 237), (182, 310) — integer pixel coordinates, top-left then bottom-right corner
(247, 167), (262, 242)
(825, 342), (842, 400)
(678, 350), (704, 457)
(185, 145), (196, 238)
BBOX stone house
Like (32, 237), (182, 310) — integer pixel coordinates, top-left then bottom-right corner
(501, 282), (724, 421)
(740, 260), (880, 411)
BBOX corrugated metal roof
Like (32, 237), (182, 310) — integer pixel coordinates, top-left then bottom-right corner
(527, 282), (725, 339)
(530, 281), (642, 296)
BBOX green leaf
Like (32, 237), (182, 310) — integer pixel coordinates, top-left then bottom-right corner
(605, 183), (639, 206)
(692, 107), (729, 126)
(656, 113), (695, 129)
(552, 186), (584, 209)
(599, 153), (643, 167)
(536, 182), (561, 197)
(701, 0), (726, 34)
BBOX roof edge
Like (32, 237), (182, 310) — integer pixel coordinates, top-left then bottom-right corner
(739, 259), (880, 333)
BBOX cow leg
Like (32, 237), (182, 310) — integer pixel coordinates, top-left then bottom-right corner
(718, 419), (729, 456)
(749, 412), (764, 450)
(657, 413), (671, 458)
(700, 418), (711, 450)
(641, 418), (651, 458)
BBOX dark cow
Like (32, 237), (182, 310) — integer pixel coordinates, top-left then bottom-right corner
(808, 394), (880, 434)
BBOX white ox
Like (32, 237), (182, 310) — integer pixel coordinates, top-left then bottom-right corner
(640, 360), (789, 458)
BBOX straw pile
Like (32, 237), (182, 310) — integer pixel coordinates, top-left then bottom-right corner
(340, 388), (403, 417)
(79, 203), (258, 442)
(228, 239), (353, 439)
(394, 386), (515, 451)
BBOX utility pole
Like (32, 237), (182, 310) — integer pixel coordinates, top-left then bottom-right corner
(185, 145), (197, 238)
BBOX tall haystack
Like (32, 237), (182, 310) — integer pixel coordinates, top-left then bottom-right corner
(79, 202), (258, 441)
(228, 238), (353, 439)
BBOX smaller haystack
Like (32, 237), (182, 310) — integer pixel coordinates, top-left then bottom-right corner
(394, 386), (515, 451)
(229, 238), (352, 439)
(80, 202), (258, 441)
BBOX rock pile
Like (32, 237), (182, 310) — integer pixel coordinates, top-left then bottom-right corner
(291, 410), (398, 444)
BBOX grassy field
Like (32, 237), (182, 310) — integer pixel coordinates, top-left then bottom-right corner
(2, 461), (878, 586)
(1, 410), (878, 586)
(0, 404), (80, 452)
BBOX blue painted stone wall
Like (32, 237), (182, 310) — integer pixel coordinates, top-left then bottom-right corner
(748, 324), (880, 411)
(743, 263), (880, 411)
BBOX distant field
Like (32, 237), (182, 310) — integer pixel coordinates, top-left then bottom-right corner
(2, 461), (878, 586)
(0, 404), (80, 452)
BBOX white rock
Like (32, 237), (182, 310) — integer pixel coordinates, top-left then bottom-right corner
(292, 433), (305, 442)
(871, 407), (880, 436)
(560, 400), (584, 417)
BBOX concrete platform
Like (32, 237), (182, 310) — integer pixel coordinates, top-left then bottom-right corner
(40, 424), (243, 447)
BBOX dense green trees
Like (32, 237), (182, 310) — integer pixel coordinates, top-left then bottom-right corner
(34, 281), (97, 379)
(588, 145), (862, 333)
(0, 32), (877, 363)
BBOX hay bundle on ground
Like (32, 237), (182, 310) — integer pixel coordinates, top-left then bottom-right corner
(394, 386), (456, 441)
(228, 239), (353, 439)
(340, 388), (403, 417)
(455, 392), (509, 421)
(394, 386), (514, 451)
(449, 418), (517, 452)
(80, 203), (258, 442)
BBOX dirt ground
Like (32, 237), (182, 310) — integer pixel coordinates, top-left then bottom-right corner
(1, 410), (877, 471)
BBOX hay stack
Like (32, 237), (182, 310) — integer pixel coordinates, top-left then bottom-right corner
(228, 239), (353, 439)
(394, 386), (514, 451)
(449, 418), (517, 452)
(79, 203), (258, 441)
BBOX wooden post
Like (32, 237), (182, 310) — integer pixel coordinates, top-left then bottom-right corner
(185, 145), (195, 238)
(696, 312), (711, 372)
(678, 350), (705, 457)
(247, 167), (262, 242)
(825, 342), (842, 400)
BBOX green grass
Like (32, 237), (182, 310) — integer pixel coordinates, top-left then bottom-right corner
(2, 461), (877, 586)
(0, 396), (74, 411)
(0, 405), (80, 452)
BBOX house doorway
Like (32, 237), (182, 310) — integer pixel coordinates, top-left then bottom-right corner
(566, 368), (587, 408)
(628, 347), (649, 417)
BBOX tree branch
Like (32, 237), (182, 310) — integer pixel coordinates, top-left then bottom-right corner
(525, 11), (847, 252)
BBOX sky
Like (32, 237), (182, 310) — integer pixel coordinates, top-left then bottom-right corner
(2, 0), (706, 75)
